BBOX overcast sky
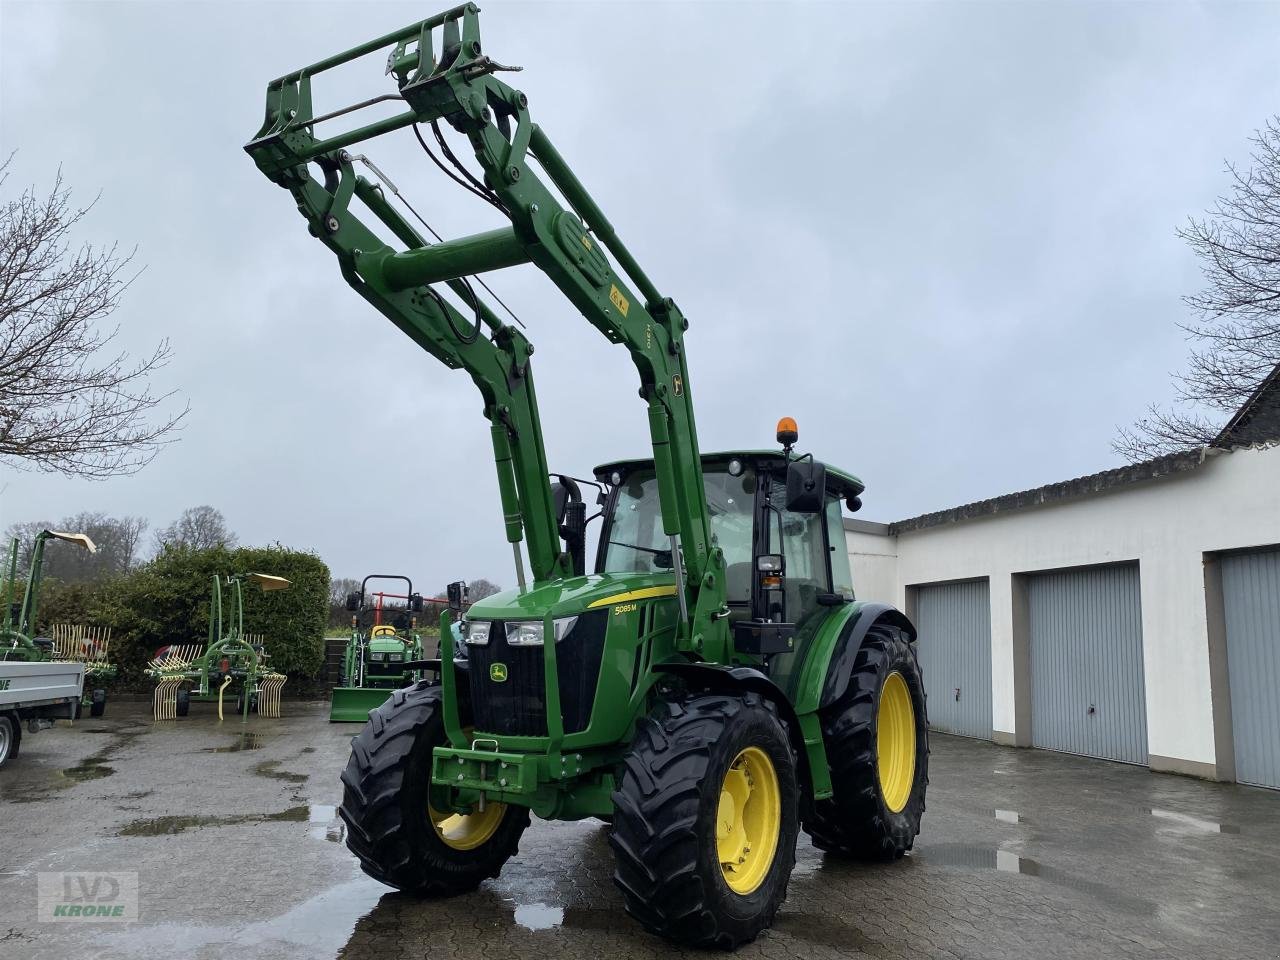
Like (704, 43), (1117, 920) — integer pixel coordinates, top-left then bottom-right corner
(1, 0), (1277, 593)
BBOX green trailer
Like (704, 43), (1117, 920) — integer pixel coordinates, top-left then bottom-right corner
(330, 575), (428, 722)
(248, 7), (928, 947)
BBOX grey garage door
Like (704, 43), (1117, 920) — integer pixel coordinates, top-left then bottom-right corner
(1028, 564), (1148, 764)
(915, 580), (992, 739)
(1221, 548), (1280, 789)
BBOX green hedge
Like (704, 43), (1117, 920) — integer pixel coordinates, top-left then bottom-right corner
(36, 545), (329, 691)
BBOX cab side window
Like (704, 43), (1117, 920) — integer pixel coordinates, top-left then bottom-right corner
(826, 496), (855, 599)
(770, 501), (831, 628)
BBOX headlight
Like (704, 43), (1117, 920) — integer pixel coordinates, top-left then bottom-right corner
(369, 651), (386, 662)
(505, 617), (578, 647)
(388, 652), (404, 663)
(465, 621), (491, 646)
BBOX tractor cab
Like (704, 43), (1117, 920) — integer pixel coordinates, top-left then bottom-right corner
(593, 424), (865, 656)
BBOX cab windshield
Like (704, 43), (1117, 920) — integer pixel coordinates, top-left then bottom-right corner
(601, 467), (756, 602)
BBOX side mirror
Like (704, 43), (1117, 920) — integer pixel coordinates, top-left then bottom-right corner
(345, 591), (360, 612)
(446, 580), (469, 613)
(409, 593), (424, 613)
(785, 459), (826, 513)
(550, 475), (581, 526)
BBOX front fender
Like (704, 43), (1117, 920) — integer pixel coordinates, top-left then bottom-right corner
(792, 602), (917, 715)
(655, 660), (816, 802)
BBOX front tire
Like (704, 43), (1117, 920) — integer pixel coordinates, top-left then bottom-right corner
(610, 693), (799, 949)
(339, 683), (529, 896)
(804, 622), (928, 859)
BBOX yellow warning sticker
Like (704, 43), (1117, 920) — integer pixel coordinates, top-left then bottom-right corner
(609, 284), (630, 316)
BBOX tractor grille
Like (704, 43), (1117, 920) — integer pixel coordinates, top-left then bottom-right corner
(467, 610), (608, 737)
(555, 611), (607, 734)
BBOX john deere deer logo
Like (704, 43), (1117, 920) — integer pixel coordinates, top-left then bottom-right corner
(489, 662), (508, 683)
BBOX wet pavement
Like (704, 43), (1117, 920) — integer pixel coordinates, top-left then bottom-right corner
(1, 702), (1278, 959)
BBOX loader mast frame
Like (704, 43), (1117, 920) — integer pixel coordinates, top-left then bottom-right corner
(246, 3), (727, 659)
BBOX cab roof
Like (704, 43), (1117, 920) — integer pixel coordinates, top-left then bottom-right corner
(593, 450), (865, 498)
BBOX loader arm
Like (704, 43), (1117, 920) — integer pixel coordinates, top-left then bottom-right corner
(245, 4), (727, 657)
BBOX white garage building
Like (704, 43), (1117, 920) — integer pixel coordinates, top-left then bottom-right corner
(846, 367), (1280, 789)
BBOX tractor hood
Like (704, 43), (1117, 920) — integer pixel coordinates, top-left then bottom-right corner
(466, 572), (677, 622)
(367, 634), (411, 652)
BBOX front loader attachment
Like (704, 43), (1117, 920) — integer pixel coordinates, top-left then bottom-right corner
(329, 685), (393, 723)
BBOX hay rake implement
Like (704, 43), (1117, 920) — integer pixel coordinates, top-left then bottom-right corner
(146, 573), (291, 721)
(51, 624), (118, 717)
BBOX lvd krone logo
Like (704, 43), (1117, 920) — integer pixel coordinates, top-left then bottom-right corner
(38, 871), (138, 922)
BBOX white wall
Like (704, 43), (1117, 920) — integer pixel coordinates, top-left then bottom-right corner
(846, 444), (1280, 773)
(847, 522), (899, 605)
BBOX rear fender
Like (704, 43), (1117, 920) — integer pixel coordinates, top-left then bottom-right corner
(793, 602), (917, 715)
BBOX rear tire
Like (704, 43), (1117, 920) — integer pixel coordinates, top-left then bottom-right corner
(804, 622), (928, 859)
(610, 693), (799, 949)
(175, 689), (190, 717)
(339, 683), (529, 896)
(0, 714), (16, 768)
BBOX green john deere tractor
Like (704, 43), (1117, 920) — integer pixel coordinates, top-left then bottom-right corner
(330, 575), (428, 722)
(248, 6), (927, 947)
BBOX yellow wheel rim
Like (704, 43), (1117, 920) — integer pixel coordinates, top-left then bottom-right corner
(716, 746), (781, 895)
(428, 801), (506, 851)
(876, 671), (917, 813)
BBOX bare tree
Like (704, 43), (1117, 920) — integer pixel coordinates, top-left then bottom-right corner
(2, 519), (50, 574)
(330, 576), (361, 606)
(154, 505), (236, 552)
(1115, 119), (1280, 462)
(0, 157), (185, 478)
(3, 511), (146, 582)
(467, 578), (501, 601)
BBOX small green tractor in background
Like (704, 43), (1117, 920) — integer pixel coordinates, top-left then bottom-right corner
(331, 575), (427, 722)
(332, 577), (474, 721)
(147, 573), (291, 721)
(1, 530), (116, 717)
(250, 6), (928, 948)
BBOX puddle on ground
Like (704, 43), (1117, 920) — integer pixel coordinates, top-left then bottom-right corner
(301, 746), (317, 754)
(56, 729), (145, 786)
(1149, 807), (1241, 834)
(62, 760), (114, 782)
(917, 844), (1156, 916)
(253, 759), (308, 784)
(203, 732), (265, 753)
(513, 903), (565, 931)
(305, 804), (346, 843)
(118, 805), (309, 837)
(994, 808), (1022, 823)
